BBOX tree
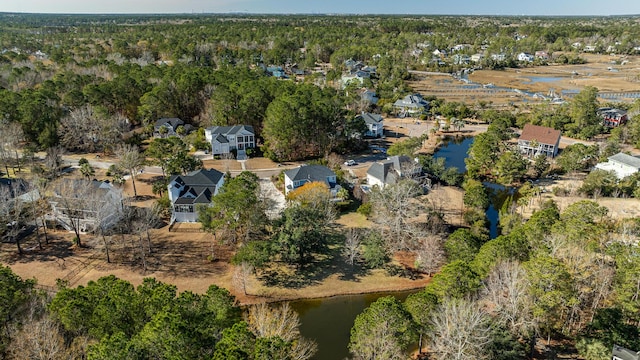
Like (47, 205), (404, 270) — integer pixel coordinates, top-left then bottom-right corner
(556, 143), (599, 175)
(462, 179), (489, 209)
(0, 265), (35, 354)
(428, 298), (492, 360)
(444, 228), (482, 263)
(79, 161), (95, 180)
(524, 254), (577, 343)
(414, 234), (446, 276)
(465, 131), (500, 178)
(349, 296), (416, 360)
(343, 227), (363, 266)
(532, 154), (550, 178)
(272, 203), (331, 266)
(428, 260), (482, 299)
(568, 86), (601, 139)
(200, 171), (267, 245)
(579, 169), (617, 198)
(115, 144), (145, 197)
(0, 182), (27, 254)
(246, 303), (317, 360)
(369, 179), (424, 250)
(495, 150), (527, 185)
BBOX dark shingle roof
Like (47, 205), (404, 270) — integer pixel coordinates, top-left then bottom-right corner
(285, 165), (335, 183)
(155, 117), (184, 128)
(169, 169), (224, 205)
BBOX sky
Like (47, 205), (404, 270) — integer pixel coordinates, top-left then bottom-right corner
(0, 0), (638, 16)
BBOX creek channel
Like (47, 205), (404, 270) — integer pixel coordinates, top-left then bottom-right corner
(292, 135), (507, 359)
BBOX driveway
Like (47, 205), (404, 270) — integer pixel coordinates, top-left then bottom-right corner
(258, 178), (286, 220)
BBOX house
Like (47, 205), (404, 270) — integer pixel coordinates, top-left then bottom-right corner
(612, 344), (639, 360)
(168, 169), (225, 223)
(359, 88), (379, 106)
(535, 51), (549, 60)
(366, 155), (422, 188)
(154, 118), (187, 138)
(471, 53), (484, 63)
(204, 125), (256, 158)
(393, 94), (429, 116)
(284, 165), (340, 197)
(517, 53), (535, 62)
(452, 54), (471, 65)
(491, 53), (507, 61)
(518, 124), (561, 157)
(598, 108), (628, 127)
(595, 152), (640, 179)
(357, 112), (384, 138)
(49, 180), (123, 233)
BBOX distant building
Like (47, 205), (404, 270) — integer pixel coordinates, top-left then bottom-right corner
(595, 152), (640, 179)
(518, 124), (561, 157)
(517, 52), (534, 62)
(154, 118), (192, 138)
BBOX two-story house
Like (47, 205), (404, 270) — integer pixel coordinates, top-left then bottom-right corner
(49, 180), (123, 233)
(284, 165), (340, 197)
(393, 94), (429, 117)
(366, 155), (423, 188)
(598, 108), (628, 128)
(518, 124), (561, 158)
(168, 169), (225, 223)
(358, 112), (384, 138)
(205, 125), (256, 158)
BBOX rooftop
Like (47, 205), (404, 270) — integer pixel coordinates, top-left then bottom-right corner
(519, 124), (561, 145)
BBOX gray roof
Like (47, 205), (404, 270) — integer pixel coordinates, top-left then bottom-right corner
(393, 94), (429, 110)
(285, 165), (335, 183)
(358, 112), (383, 125)
(155, 117), (184, 128)
(609, 152), (640, 169)
(213, 134), (229, 144)
(366, 155), (414, 185)
(169, 169), (224, 205)
(612, 345), (639, 360)
(207, 125), (255, 136)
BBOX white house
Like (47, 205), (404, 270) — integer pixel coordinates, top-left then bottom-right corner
(393, 94), (429, 116)
(205, 125), (256, 158)
(595, 152), (640, 179)
(517, 53), (534, 62)
(49, 180), (123, 233)
(366, 156), (422, 188)
(168, 169), (225, 223)
(471, 53), (484, 63)
(518, 124), (561, 158)
(358, 112), (384, 138)
(284, 165), (340, 197)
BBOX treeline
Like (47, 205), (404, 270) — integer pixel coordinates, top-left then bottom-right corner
(349, 200), (640, 360)
(0, 267), (316, 360)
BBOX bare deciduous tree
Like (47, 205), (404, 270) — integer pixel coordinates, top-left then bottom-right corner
(246, 302), (317, 360)
(429, 298), (492, 360)
(414, 234), (445, 276)
(232, 261), (254, 296)
(343, 228), (363, 266)
(59, 104), (129, 154)
(44, 146), (64, 179)
(7, 297), (67, 360)
(481, 261), (534, 337)
(0, 182), (27, 254)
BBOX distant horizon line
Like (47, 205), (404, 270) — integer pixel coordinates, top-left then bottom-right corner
(1, 11), (639, 17)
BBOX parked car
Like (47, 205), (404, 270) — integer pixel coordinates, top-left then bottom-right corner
(344, 159), (357, 166)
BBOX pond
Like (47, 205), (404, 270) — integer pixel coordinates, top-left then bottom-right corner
(291, 290), (417, 360)
(432, 136), (511, 239)
(523, 76), (566, 84)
